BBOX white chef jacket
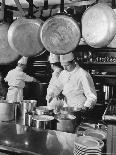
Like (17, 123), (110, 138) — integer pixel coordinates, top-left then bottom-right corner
(46, 68), (63, 108)
(5, 66), (34, 103)
(50, 66), (97, 109)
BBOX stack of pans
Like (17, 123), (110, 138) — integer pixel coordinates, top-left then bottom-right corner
(73, 136), (104, 155)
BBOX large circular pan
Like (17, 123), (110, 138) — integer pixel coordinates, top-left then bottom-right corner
(82, 3), (116, 48)
(0, 24), (19, 64)
(40, 14), (81, 55)
(8, 18), (44, 57)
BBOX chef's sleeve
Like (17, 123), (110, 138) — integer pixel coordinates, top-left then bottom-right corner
(23, 73), (34, 82)
(46, 75), (64, 102)
(81, 73), (97, 108)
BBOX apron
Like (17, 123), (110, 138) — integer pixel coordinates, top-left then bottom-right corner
(6, 86), (23, 103)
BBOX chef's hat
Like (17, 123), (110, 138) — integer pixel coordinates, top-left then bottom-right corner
(60, 52), (74, 62)
(49, 53), (60, 63)
(18, 56), (28, 65)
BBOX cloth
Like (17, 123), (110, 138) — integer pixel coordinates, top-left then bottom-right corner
(48, 66), (97, 109)
(5, 66), (34, 102)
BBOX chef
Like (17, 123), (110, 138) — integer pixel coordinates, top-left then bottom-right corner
(5, 56), (38, 103)
(47, 52), (97, 110)
(46, 53), (64, 110)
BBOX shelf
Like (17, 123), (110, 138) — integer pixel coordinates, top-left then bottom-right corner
(81, 62), (116, 65)
(92, 75), (116, 78)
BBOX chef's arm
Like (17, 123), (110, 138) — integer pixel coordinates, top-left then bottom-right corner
(23, 73), (39, 83)
(46, 78), (63, 104)
(81, 73), (97, 109)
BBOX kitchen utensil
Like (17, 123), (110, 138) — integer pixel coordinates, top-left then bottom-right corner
(0, 100), (15, 121)
(36, 106), (54, 116)
(74, 136), (104, 155)
(85, 128), (107, 140)
(0, 0), (19, 64)
(21, 100), (37, 112)
(56, 114), (76, 133)
(15, 100), (37, 125)
(8, 0), (44, 57)
(107, 9), (116, 48)
(82, 3), (116, 48)
(32, 115), (54, 130)
(40, 0), (80, 55)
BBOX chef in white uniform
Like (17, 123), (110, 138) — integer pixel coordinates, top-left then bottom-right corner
(46, 53), (63, 109)
(47, 52), (97, 110)
(5, 56), (38, 103)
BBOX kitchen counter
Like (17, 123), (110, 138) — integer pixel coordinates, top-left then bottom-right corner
(0, 122), (76, 155)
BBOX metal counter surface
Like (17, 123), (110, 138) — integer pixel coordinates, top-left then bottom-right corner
(0, 122), (76, 155)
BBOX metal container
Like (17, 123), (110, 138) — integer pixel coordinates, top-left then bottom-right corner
(36, 106), (54, 116)
(56, 114), (76, 133)
(32, 115), (54, 130)
(0, 100), (15, 121)
(21, 100), (37, 112)
(16, 100), (37, 125)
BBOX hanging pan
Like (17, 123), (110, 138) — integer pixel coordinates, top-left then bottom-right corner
(8, 0), (44, 57)
(40, 0), (81, 55)
(82, 3), (116, 48)
(0, 0), (19, 64)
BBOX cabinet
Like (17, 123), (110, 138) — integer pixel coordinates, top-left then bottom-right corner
(74, 46), (116, 102)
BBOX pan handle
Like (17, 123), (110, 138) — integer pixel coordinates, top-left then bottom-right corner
(60, 0), (64, 13)
(14, 0), (26, 17)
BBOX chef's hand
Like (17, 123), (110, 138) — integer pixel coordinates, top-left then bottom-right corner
(81, 106), (90, 114)
(46, 92), (55, 104)
(33, 78), (40, 83)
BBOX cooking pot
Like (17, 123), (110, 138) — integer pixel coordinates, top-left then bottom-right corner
(8, 0), (44, 57)
(32, 115), (54, 130)
(20, 100), (37, 112)
(82, 3), (116, 48)
(0, 100), (15, 121)
(56, 114), (76, 133)
(40, 0), (80, 55)
(16, 100), (37, 125)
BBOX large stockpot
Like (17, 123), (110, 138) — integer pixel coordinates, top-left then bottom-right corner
(16, 100), (37, 125)
(82, 3), (116, 48)
(0, 100), (15, 121)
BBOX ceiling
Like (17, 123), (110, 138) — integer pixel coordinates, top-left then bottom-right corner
(0, 0), (114, 20)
